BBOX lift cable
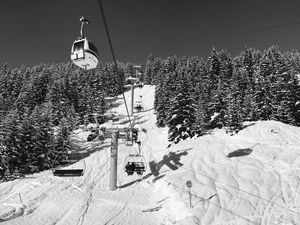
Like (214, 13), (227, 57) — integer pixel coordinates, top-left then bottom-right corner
(97, 0), (132, 128)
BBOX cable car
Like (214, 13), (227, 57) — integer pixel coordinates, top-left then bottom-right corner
(71, 16), (99, 70)
(52, 151), (86, 177)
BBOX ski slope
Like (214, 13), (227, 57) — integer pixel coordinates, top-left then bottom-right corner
(1, 85), (300, 225)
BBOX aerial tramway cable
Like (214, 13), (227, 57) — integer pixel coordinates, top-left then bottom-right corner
(96, 0), (132, 128)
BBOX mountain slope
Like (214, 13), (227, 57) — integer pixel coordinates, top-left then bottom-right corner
(1, 85), (300, 225)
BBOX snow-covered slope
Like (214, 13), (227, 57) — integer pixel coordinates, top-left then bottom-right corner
(1, 85), (300, 225)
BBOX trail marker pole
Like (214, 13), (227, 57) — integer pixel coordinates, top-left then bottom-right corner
(186, 180), (193, 210)
(18, 193), (23, 204)
(110, 130), (119, 190)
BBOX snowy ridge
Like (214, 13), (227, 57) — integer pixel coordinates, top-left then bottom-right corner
(1, 85), (300, 225)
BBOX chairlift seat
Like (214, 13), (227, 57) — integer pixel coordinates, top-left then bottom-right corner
(51, 151), (86, 177)
(125, 160), (145, 175)
(53, 169), (84, 177)
(134, 105), (143, 112)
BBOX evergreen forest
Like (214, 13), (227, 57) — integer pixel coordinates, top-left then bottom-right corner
(147, 46), (300, 145)
(1, 45), (300, 180)
(0, 61), (135, 180)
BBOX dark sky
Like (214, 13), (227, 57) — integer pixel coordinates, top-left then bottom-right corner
(1, 0), (300, 68)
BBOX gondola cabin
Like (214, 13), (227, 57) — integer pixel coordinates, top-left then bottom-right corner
(71, 37), (99, 70)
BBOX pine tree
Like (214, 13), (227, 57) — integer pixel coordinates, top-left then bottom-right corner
(154, 82), (167, 127)
(166, 76), (196, 145)
(144, 54), (154, 84)
(192, 93), (210, 136)
(225, 80), (243, 134)
(31, 104), (55, 171)
(226, 97), (243, 134)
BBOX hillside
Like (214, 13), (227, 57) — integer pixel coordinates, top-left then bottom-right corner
(0, 85), (300, 225)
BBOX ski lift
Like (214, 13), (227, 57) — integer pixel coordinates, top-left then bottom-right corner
(52, 151), (86, 177)
(124, 141), (146, 175)
(71, 16), (99, 70)
(134, 101), (143, 112)
(87, 128), (99, 141)
(134, 95), (143, 112)
(123, 128), (133, 146)
(137, 82), (144, 88)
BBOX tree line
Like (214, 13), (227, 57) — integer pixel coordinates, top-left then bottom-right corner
(0, 61), (136, 180)
(146, 46), (300, 145)
(1, 45), (300, 180)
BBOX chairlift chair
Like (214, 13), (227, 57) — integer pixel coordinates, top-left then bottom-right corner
(122, 128), (133, 146)
(137, 82), (144, 88)
(124, 141), (146, 175)
(52, 151), (86, 177)
(124, 154), (146, 175)
(134, 94), (143, 112)
(134, 101), (143, 112)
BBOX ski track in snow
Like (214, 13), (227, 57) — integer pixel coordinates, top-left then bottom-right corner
(1, 86), (300, 225)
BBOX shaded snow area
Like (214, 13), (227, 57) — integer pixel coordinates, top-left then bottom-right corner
(1, 85), (300, 225)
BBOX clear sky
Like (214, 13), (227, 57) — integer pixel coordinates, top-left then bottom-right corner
(1, 0), (300, 68)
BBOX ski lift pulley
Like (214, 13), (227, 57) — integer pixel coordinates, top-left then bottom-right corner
(71, 16), (99, 70)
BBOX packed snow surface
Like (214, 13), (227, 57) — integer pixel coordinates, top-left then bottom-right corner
(1, 85), (300, 225)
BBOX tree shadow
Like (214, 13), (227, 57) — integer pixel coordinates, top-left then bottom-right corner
(109, 101), (123, 108)
(135, 107), (154, 113)
(149, 148), (191, 177)
(117, 173), (152, 189)
(227, 148), (253, 158)
(53, 143), (110, 169)
(142, 205), (162, 212)
(152, 174), (165, 183)
(242, 122), (256, 129)
(81, 143), (111, 158)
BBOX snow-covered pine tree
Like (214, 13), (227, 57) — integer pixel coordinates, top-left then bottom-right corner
(206, 49), (221, 118)
(225, 96), (243, 135)
(31, 104), (54, 171)
(207, 48), (220, 92)
(192, 90), (210, 136)
(225, 75), (243, 134)
(0, 110), (21, 178)
(253, 46), (284, 120)
(51, 117), (72, 167)
(144, 54), (154, 85)
(242, 85), (256, 121)
(30, 67), (51, 107)
(252, 75), (273, 120)
(206, 50), (232, 128)
(166, 73), (196, 145)
(240, 48), (261, 91)
(17, 111), (38, 173)
(274, 70), (300, 125)
(150, 57), (163, 85)
(154, 81), (166, 127)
